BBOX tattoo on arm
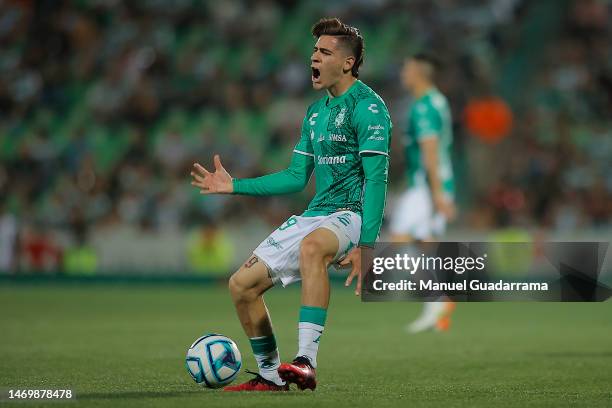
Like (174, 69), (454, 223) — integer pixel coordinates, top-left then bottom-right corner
(244, 256), (259, 268)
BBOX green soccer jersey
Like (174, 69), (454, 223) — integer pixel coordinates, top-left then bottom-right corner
(404, 88), (454, 196)
(295, 80), (392, 216)
(232, 79), (391, 246)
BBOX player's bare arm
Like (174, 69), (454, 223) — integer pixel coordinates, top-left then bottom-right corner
(421, 138), (456, 220)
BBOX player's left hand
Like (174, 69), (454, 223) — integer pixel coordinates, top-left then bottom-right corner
(340, 247), (362, 296)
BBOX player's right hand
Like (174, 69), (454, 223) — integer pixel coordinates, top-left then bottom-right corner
(433, 192), (456, 221)
(191, 154), (234, 194)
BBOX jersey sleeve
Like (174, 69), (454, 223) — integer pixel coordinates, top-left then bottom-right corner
(354, 98), (392, 156)
(358, 154), (389, 247)
(353, 97), (392, 247)
(232, 151), (313, 196)
(293, 112), (315, 158)
(413, 101), (442, 140)
(232, 110), (315, 196)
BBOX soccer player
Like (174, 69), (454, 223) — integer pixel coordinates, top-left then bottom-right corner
(389, 53), (457, 333)
(190, 18), (391, 391)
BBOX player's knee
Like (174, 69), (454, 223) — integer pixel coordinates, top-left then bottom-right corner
(228, 272), (250, 302)
(228, 273), (239, 295)
(228, 271), (260, 303)
(300, 237), (325, 262)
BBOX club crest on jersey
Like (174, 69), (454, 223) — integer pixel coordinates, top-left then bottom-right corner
(334, 107), (346, 127)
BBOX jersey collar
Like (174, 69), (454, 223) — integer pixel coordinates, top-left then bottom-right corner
(325, 80), (361, 108)
(415, 86), (437, 103)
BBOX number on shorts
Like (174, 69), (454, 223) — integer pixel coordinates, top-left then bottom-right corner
(278, 216), (297, 231)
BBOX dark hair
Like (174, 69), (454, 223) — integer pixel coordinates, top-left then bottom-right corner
(412, 52), (442, 77)
(311, 17), (364, 78)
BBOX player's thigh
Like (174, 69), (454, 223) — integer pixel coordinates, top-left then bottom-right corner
(229, 254), (274, 298)
(300, 228), (339, 263)
(317, 211), (361, 262)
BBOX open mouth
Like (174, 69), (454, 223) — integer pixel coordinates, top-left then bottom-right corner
(311, 67), (321, 81)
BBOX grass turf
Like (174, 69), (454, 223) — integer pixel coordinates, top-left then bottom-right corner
(1, 284), (611, 407)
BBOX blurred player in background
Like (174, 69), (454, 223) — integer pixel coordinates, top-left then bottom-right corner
(389, 53), (457, 333)
(191, 18), (391, 391)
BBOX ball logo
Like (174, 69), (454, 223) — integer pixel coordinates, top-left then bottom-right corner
(213, 342), (241, 372)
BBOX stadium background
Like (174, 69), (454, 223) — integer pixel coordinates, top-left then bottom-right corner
(1, 1), (611, 407)
(0, 0), (610, 276)
(0, 0), (612, 408)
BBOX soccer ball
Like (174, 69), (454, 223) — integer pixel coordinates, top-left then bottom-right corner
(185, 333), (242, 388)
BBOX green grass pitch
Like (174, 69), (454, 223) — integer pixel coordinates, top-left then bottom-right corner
(1, 284), (611, 407)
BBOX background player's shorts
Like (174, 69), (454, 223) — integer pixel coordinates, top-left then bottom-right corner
(389, 185), (449, 240)
(253, 211), (361, 287)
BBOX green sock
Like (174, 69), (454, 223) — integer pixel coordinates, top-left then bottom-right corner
(249, 334), (283, 385)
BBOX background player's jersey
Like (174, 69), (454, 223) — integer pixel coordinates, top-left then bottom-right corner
(404, 88), (454, 196)
(294, 80), (392, 217)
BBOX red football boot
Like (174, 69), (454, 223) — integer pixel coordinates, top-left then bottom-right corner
(277, 356), (317, 391)
(223, 370), (289, 392)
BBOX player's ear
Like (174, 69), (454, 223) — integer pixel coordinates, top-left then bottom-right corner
(343, 55), (355, 75)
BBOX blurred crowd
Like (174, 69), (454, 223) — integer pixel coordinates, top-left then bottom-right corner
(0, 0), (610, 273)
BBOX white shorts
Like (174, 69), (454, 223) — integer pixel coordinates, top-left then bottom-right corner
(253, 211), (361, 287)
(390, 185), (448, 240)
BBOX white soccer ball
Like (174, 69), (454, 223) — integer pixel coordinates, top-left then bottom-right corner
(185, 334), (242, 388)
